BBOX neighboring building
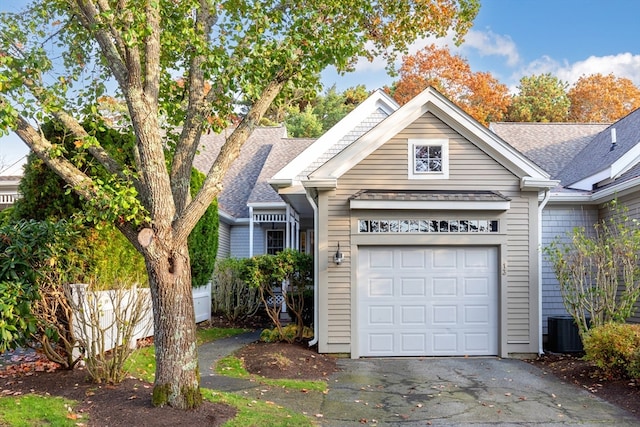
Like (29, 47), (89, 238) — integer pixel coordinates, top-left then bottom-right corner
(193, 126), (315, 259)
(0, 156), (26, 210)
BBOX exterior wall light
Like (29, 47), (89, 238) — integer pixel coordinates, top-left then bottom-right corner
(334, 243), (344, 265)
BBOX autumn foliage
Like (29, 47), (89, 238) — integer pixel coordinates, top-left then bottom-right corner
(568, 73), (640, 122)
(389, 44), (510, 125)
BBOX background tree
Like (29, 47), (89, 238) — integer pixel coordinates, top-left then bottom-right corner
(284, 85), (370, 137)
(568, 73), (640, 122)
(506, 73), (570, 122)
(387, 44), (511, 125)
(0, 0), (479, 409)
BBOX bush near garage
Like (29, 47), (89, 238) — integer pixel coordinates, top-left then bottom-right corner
(583, 323), (640, 380)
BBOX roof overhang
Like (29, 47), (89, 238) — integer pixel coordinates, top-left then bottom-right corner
(521, 176), (560, 190)
(349, 190), (511, 211)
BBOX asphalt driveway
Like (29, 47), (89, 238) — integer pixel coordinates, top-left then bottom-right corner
(199, 333), (639, 426)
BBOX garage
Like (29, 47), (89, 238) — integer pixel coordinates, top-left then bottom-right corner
(357, 246), (498, 357)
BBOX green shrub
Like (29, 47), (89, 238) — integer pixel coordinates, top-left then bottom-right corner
(583, 323), (640, 379)
(0, 279), (37, 351)
(189, 168), (218, 288)
(260, 324), (313, 343)
(212, 258), (261, 322)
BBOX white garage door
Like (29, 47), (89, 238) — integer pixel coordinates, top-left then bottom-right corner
(358, 246), (498, 357)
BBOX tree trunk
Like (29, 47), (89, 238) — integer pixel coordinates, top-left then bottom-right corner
(145, 241), (202, 409)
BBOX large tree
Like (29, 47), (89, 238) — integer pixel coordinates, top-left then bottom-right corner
(388, 44), (510, 125)
(568, 73), (640, 122)
(506, 73), (570, 122)
(0, 0), (478, 409)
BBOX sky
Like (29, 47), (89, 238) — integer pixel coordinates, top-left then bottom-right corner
(3, 0), (640, 169)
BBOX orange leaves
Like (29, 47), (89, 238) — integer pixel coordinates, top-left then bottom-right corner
(391, 44), (509, 125)
(568, 73), (640, 122)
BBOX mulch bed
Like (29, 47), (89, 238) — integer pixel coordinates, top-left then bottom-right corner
(527, 352), (640, 418)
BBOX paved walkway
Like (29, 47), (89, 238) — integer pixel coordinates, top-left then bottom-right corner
(199, 332), (640, 426)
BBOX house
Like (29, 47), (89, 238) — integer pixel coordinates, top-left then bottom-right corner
(217, 87), (640, 359)
(270, 87), (558, 359)
(0, 156), (26, 210)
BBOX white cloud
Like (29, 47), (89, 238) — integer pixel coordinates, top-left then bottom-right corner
(555, 53), (640, 86)
(456, 29), (520, 66)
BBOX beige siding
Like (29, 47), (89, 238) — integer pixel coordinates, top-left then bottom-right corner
(320, 112), (537, 356)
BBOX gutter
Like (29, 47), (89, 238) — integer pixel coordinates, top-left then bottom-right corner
(538, 188), (551, 355)
(306, 191), (319, 347)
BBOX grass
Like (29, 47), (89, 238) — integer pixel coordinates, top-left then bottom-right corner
(216, 355), (327, 392)
(0, 394), (84, 427)
(0, 326), (318, 426)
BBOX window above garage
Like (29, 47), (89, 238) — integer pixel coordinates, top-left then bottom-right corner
(408, 138), (449, 180)
(358, 219), (499, 233)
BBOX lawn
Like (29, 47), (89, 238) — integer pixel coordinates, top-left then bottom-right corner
(0, 327), (316, 427)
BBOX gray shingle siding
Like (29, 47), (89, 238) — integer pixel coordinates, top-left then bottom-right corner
(541, 206), (598, 334)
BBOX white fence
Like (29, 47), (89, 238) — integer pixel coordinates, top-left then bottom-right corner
(70, 281), (211, 354)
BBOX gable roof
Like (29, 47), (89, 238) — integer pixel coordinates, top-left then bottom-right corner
(270, 89), (399, 189)
(307, 87), (556, 190)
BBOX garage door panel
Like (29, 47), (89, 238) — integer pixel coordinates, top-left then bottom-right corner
(432, 248), (458, 268)
(465, 333), (491, 352)
(465, 305), (490, 324)
(369, 334), (394, 354)
(369, 306), (394, 325)
(433, 277), (457, 296)
(369, 278), (393, 297)
(359, 246), (498, 357)
(432, 333), (457, 353)
(401, 278), (427, 296)
(432, 305), (457, 324)
(401, 305), (426, 324)
(369, 249), (394, 268)
(401, 333), (427, 352)
(464, 277), (490, 296)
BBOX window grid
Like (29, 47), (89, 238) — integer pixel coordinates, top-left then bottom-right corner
(266, 230), (285, 254)
(414, 145), (443, 173)
(358, 219), (499, 233)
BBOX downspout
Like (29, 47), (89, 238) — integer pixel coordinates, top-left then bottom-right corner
(306, 191), (319, 347)
(538, 188), (551, 355)
(249, 206), (254, 257)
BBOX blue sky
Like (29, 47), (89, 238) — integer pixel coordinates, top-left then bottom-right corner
(323, 0), (640, 92)
(3, 0), (640, 167)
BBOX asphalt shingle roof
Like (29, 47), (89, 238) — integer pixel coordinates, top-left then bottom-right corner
(490, 122), (609, 179)
(193, 126), (314, 219)
(555, 109), (640, 186)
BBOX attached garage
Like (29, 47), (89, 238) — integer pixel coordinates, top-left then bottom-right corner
(357, 246), (498, 357)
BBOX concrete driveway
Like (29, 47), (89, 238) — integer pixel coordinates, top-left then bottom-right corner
(199, 334), (639, 426)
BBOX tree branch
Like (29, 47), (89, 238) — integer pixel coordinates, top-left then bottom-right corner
(172, 77), (287, 244)
(170, 0), (218, 214)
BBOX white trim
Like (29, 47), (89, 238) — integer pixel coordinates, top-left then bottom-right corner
(247, 202), (287, 209)
(350, 199), (510, 210)
(407, 138), (449, 180)
(520, 176), (560, 190)
(570, 168), (609, 191)
(271, 89), (399, 186)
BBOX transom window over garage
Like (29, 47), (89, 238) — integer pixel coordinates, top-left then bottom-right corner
(409, 138), (449, 179)
(358, 219), (499, 233)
